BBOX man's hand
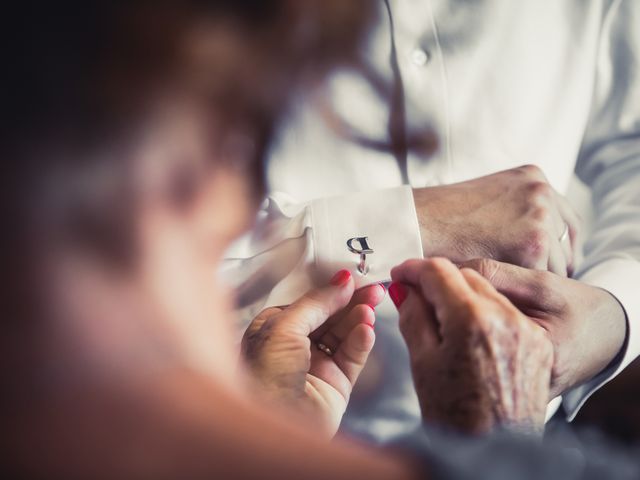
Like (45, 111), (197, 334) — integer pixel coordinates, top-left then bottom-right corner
(241, 270), (385, 437)
(389, 258), (553, 435)
(413, 165), (580, 276)
(462, 258), (627, 398)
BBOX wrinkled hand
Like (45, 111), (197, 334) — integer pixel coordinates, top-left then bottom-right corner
(241, 270), (385, 437)
(390, 258), (553, 435)
(461, 258), (627, 398)
(413, 165), (580, 276)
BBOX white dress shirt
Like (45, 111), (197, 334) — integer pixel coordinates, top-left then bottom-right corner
(222, 0), (640, 441)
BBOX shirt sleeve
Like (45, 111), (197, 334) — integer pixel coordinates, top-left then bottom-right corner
(563, 0), (640, 419)
(220, 186), (423, 327)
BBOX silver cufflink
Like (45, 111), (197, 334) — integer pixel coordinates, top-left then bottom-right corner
(347, 237), (373, 275)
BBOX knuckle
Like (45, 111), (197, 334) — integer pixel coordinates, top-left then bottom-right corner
(520, 228), (549, 263)
(526, 180), (553, 202)
(529, 205), (551, 223)
(475, 258), (499, 280)
(420, 257), (453, 281)
(517, 164), (545, 179)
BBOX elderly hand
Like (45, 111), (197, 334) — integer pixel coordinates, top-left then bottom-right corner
(413, 165), (580, 276)
(389, 258), (553, 435)
(461, 258), (627, 398)
(241, 270), (385, 437)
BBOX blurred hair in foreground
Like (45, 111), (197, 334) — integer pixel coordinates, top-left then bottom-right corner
(4, 0), (372, 264)
(1, 2), (376, 478)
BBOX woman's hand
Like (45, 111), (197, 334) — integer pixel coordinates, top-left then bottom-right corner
(242, 270), (385, 437)
(389, 258), (553, 435)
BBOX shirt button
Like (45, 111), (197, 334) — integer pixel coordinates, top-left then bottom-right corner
(410, 48), (430, 66)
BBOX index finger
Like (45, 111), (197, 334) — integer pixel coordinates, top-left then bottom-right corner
(391, 258), (476, 312)
(310, 283), (385, 342)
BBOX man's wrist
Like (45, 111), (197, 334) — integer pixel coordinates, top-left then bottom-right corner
(412, 186), (448, 258)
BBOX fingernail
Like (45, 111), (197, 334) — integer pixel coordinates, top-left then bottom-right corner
(330, 269), (351, 286)
(389, 282), (408, 309)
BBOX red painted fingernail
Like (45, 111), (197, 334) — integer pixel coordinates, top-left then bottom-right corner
(330, 269), (351, 286)
(389, 282), (408, 309)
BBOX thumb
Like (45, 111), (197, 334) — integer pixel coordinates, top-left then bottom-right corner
(459, 258), (561, 313)
(278, 269), (355, 336)
(244, 306), (284, 339)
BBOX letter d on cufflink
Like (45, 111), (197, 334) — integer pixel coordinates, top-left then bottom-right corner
(347, 237), (374, 275)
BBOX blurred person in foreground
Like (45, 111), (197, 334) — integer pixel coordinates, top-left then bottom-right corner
(2, 2), (640, 480)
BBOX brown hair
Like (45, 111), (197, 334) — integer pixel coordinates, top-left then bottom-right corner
(1, 0), (375, 430)
(5, 1), (374, 246)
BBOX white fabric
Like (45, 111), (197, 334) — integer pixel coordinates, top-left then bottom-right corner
(224, 0), (640, 439)
(220, 187), (422, 317)
(311, 187), (423, 288)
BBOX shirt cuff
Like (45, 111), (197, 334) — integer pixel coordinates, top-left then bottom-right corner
(562, 258), (640, 420)
(310, 185), (423, 289)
